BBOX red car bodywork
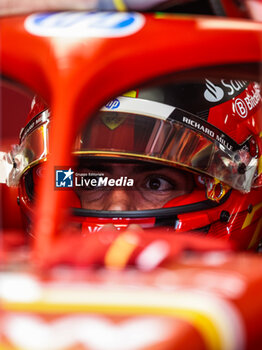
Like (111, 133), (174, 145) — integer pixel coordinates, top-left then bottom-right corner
(0, 11), (262, 350)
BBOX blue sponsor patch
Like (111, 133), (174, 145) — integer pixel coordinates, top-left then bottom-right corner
(105, 99), (120, 110)
(25, 12), (145, 38)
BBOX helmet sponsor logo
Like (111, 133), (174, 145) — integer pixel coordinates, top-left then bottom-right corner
(235, 98), (248, 118)
(25, 12), (145, 38)
(234, 83), (261, 118)
(204, 80), (224, 102)
(103, 100), (126, 130)
(169, 109), (239, 152)
(20, 110), (49, 142)
(105, 99), (120, 110)
(102, 115), (126, 130)
(204, 79), (249, 103)
(182, 115), (234, 150)
(221, 79), (247, 96)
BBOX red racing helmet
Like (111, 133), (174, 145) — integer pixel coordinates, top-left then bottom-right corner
(8, 77), (262, 249)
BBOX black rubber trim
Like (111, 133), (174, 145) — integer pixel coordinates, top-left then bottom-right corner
(155, 215), (178, 227)
(208, 0), (226, 16)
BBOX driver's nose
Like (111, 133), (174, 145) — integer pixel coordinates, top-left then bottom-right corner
(104, 189), (135, 211)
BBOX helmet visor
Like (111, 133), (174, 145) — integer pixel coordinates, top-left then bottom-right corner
(12, 97), (257, 192)
(74, 97), (257, 192)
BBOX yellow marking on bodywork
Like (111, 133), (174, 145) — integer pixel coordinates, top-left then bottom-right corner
(259, 155), (262, 175)
(105, 233), (139, 268)
(242, 202), (262, 229)
(248, 217), (262, 249)
(2, 302), (222, 350)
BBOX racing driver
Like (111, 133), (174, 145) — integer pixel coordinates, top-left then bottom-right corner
(2, 77), (262, 250)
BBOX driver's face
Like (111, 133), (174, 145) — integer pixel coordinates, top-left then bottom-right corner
(75, 161), (194, 211)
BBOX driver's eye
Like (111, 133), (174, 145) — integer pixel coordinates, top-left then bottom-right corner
(145, 176), (175, 191)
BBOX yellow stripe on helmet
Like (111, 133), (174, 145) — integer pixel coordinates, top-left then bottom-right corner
(113, 0), (127, 11)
